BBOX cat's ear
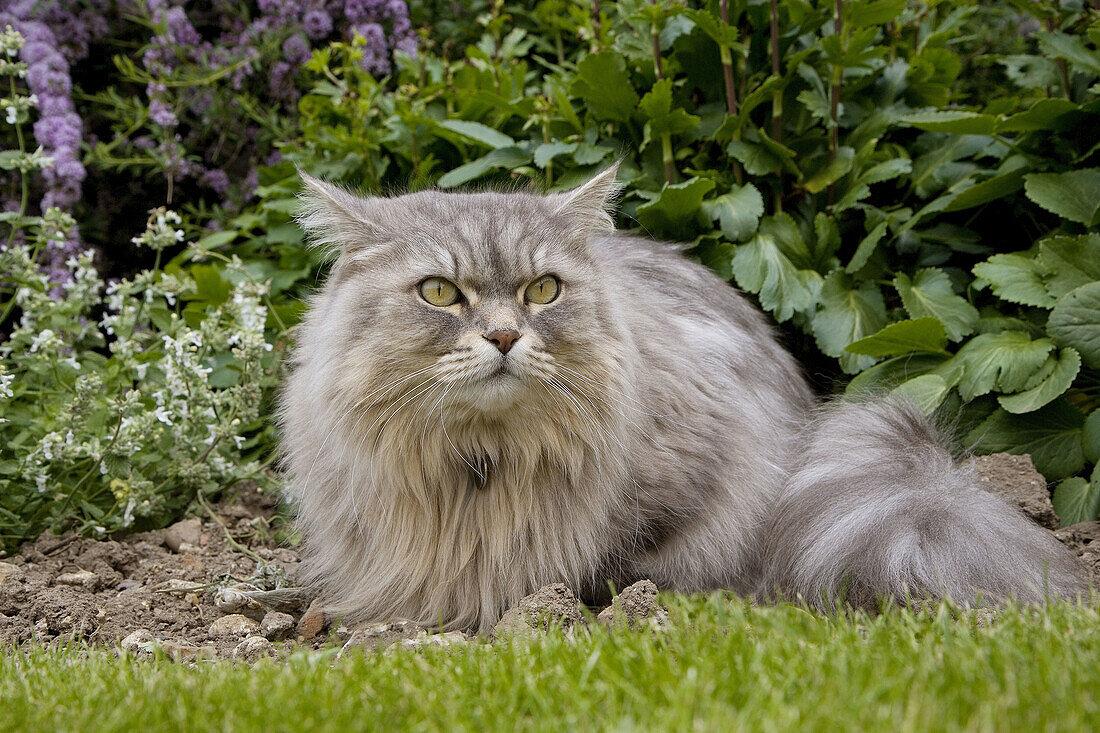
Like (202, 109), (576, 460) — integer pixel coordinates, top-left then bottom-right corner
(548, 162), (622, 235)
(296, 171), (385, 257)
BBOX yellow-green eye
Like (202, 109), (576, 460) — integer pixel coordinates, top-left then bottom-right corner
(419, 277), (461, 307)
(524, 275), (560, 305)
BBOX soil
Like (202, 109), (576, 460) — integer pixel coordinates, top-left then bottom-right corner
(0, 453), (1096, 661)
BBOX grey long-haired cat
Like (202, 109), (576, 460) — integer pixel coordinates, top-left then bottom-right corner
(281, 165), (1089, 632)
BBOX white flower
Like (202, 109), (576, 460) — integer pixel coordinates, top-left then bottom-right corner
(5, 106), (15, 124)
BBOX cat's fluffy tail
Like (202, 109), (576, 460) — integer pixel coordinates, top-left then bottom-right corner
(759, 398), (1091, 609)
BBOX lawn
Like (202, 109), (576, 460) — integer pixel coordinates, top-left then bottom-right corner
(2, 595), (1098, 732)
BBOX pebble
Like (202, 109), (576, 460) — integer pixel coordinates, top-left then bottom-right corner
(338, 620), (426, 657)
(214, 583), (265, 618)
(233, 635), (276, 663)
(0, 561), (20, 584)
(55, 569), (100, 592)
(296, 599), (327, 639)
(120, 629), (155, 655)
(397, 631), (468, 650)
(596, 580), (669, 629)
(208, 614), (259, 638)
(163, 518), (203, 553)
(259, 611), (295, 641)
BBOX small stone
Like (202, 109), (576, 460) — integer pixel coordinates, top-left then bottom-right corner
(120, 629), (155, 655)
(208, 614), (259, 638)
(158, 578), (202, 592)
(398, 630), (468, 650)
(0, 561), (20, 584)
(1054, 520), (1100, 555)
(33, 618), (51, 639)
(158, 641), (215, 663)
(55, 569), (100, 592)
(259, 611), (295, 641)
(214, 583), (265, 618)
(164, 518), (203, 553)
(338, 620), (426, 657)
(296, 599), (327, 639)
(493, 584), (583, 638)
(233, 635), (277, 663)
(967, 453), (1060, 529)
(597, 580), (669, 629)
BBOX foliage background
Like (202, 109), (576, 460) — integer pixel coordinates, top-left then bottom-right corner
(1, 0), (1099, 549)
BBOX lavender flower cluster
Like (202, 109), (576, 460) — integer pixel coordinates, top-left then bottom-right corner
(1, 0), (415, 292)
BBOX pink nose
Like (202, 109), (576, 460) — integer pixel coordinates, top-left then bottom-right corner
(484, 330), (521, 354)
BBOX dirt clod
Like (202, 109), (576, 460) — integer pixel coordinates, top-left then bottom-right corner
(338, 620), (426, 656)
(493, 584), (583, 637)
(55, 569), (100, 592)
(163, 518), (204, 553)
(597, 580), (668, 629)
(259, 611), (296, 641)
(233, 635), (276, 663)
(208, 614), (259, 638)
(296, 599), (327, 639)
(967, 453), (1060, 529)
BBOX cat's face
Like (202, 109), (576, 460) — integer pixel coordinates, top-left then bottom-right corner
(297, 168), (627, 418)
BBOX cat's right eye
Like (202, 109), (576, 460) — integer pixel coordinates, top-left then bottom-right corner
(419, 277), (461, 307)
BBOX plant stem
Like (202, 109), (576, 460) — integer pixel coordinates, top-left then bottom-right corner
(661, 132), (676, 184)
(769, 0), (782, 143)
(1046, 17), (1071, 100)
(828, 0), (843, 207)
(592, 1), (601, 53)
(719, 0), (738, 116)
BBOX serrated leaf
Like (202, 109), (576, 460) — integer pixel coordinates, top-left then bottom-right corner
(1036, 31), (1100, 77)
(900, 110), (998, 135)
(1052, 477), (1100, 525)
(847, 0), (908, 28)
(700, 184), (764, 243)
(890, 374), (950, 415)
(895, 268), (979, 342)
(533, 141), (577, 168)
(1048, 282), (1100, 368)
(682, 8), (740, 48)
(1023, 169), (1100, 226)
(571, 51), (639, 123)
(437, 147), (531, 188)
(758, 213), (813, 268)
(635, 178), (715, 239)
(943, 168), (1026, 212)
(1037, 234), (1100, 300)
(972, 254), (1056, 308)
(996, 98), (1078, 132)
(811, 272), (887, 374)
(846, 318), (948, 356)
(803, 147), (855, 194)
(732, 235), (822, 323)
(846, 221), (888, 274)
(727, 140), (782, 176)
(639, 79), (700, 139)
(847, 353), (955, 395)
(436, 119), (515, 149)
(956, 331), (1054, 401)
(968, 400), (1086, 480)
(998, 347), (1081, 414)
(1084, 410), (1100, 464)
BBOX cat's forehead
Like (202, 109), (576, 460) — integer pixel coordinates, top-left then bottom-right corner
(392, 190), (583, 279)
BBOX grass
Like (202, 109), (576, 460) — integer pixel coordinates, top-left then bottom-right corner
(2, 595), (1098, 732)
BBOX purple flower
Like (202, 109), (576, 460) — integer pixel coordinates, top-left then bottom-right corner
(303, 9), (333, 40)
(355, 22), (391, 75)
(33, 113), (82, 150)
(200, 168), (231, 195)
(149, 99), (178, 128)
(164, 7), (202, 47)
(282, 33), (311, 66)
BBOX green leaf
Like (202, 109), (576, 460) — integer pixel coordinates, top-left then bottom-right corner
(996, 98), (1078, 132)
(846, 318), (948, 356)
(1083, 410), (1100, 464)
(435, 120), (516, 149)
(437, 147), (531, 188)
(700, 184), (764, 243)
(533, 141), (577, 168)
(732, 235), (822, 323)
(726, 141), (782, 176)
(682, 8), (740, 48)
(900, 110), (998, 135)
(847, 0), (908, 27)
(942, 168), (1026, 213)
(998, 347), (1081, 414)
(635, 178), (715, 239)
(639, 79), (700, 143)
(847, 353), (954, 395)
(1023, 169), (1100, 226)
(846, 221), (888, 274)
(895, 268), (979, 342)
(194, 230), (238, 250)
(1037, 234), (1100, 300)
(803, 147), (855, 194)
(890, 374), (950, 415)
(968, 400), (1086, 480)
(956, 331), (1054, 401)
(758, 213), (813, 268)
(1036, 31), (1100, 78)
(972, 254), (1056, 309)
(1048, 282), (1100, 368)
(189, 264), (231, 306)
(1052, 477), (1100, 525)
(571, 51), (639, 123)
(811, 272), (887, 374)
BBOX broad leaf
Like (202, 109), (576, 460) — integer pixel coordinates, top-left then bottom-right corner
(811, 272), (887, 373)
(846, 318), (948, 356)
(1037, 234), (1100, 300)
(437, 147), (531, 188)
(732, 235), (822, 323)
(890, 374), (950, 414)
(638, 79), (700, 140)
(900, 110), (998, 135)
(1084, 410), (1100, 464)
(1023, 169), (1100, 226)
(956, 331), (1054, 401)
(895, 268), (979, 341)
(701, 184), (764, 243)
(998, 347), (1081, 414)
(1047, 282), (1100, 368)
(845, 221), (888, 274)
(968, 400), (1086, 480)
(571, 51), (639, 123)
(1052, 477), (1100, 525)
(943, 168), (1026, 212)
(533, 141), (578, 168)
(436, 120), (515, 149)
(972, 254), (1055, 308)
(635, 178), (715, 239)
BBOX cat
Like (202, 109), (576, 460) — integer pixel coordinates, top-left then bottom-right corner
(280, 164), (1090, 632)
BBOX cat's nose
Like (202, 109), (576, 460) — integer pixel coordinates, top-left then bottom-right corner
(484, 330), (521, 354)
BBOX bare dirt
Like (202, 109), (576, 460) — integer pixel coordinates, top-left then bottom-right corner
(0, 453), (1095, 661)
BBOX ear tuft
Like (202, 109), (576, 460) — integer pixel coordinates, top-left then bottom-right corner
(296, 171), (382, 256)
(549, 162), (622, 235)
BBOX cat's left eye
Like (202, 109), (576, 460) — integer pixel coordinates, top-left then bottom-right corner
(524, 275), (560, 305)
